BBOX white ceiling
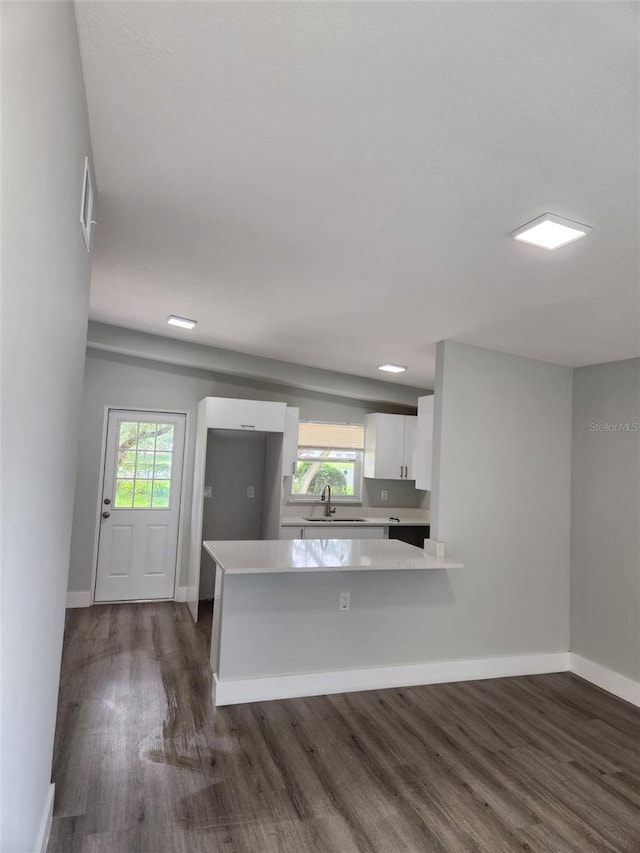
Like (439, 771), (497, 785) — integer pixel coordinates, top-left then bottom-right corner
(75, 1), (639, 388)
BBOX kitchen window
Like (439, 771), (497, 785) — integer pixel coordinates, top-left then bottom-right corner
(290, 421), (364, 502)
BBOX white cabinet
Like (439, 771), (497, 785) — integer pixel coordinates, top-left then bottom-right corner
(364, 413), (416, 480)
(282, 407), (300, 478)
(206, 397), (286, 433)
(414, 395), (434, 491)
(280, 525), (305, 540)
(280, 525), (385, 540)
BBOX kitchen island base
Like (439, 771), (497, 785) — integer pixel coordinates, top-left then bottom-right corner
(206, 538), (466, 706)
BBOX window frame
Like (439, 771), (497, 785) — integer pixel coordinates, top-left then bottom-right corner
(287, 421), (364, 505)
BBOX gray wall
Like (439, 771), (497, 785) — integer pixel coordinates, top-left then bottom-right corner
(69, 349), (425, 593)
(203, 430), (267, 541)
(201, 430), (268, 595)
(363, 478), (429, 508)
(430, 341), (573, 658)
(0, 4), (92, 850)
(570, 358), (640, 680)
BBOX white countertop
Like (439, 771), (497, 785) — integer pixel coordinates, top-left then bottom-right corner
(203, 539), (462, 574)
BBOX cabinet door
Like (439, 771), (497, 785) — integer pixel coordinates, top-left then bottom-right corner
(414, 395), (434, 491)
(206, 397), (286, 432)
(403, 416), (417, 480)
(364, 414), (405, 479)
(282, 407), (300, 478)
(280, 525), (304, 539)
(303, 526), (385, 539)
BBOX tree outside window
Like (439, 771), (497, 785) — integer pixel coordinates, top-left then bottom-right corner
(290, 422), (364, 501)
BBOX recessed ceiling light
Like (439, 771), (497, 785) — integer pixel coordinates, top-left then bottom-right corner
(378, 363), (407, 374)
(167, 315), (197, 330)
(512, 213), (592, 250)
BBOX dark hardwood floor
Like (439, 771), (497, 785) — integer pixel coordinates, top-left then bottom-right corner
(48, 602), (640, 852)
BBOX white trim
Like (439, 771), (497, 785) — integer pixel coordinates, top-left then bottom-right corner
(66, 591), (91, 609)
(89, 405), (110, 604)
(213, 652), (570, 706)
(172, 409), (190, 602)
(34, 783), (55, 853)
(175, 586), (187, 602)
(569, 654), (640, 708)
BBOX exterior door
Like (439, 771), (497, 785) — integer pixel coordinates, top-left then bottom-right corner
(95, 410), (186, 602)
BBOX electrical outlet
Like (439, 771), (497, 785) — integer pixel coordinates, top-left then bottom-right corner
(247, 486), (255, 498)
(339, 592), (350, 611)
(380, 489), (388, 501)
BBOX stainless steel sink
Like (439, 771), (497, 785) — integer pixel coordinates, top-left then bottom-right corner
(303, 517), (367, 523)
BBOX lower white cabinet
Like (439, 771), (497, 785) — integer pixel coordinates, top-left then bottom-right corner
(280, 525), (306, 540)
(280, 525), (385, 540)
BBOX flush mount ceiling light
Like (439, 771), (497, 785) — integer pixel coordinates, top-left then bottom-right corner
(378, 363), (407, 374)
(167, 315), (197, 330)
(512, 213), (592, 250)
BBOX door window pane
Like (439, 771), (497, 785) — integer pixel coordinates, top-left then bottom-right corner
(155, 425), (174, 451)
(133, 480), (152, 508)
(154, 452), (172, 479)
(152, 480), (171, 508)
(117, 451), (136, 479)
(137, 424), (157, 450)
(135, 451), (155, 479)
(113, 419), (177, 510)
(115, 479), (134, 508)
(118, 421), (138, 446)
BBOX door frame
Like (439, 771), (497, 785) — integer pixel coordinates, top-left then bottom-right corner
(89, 405), (190, 605)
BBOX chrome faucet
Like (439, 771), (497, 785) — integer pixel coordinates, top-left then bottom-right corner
(320, 484), (336, 518)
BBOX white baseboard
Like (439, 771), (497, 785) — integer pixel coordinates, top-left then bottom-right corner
(175, 586), (187, 602)
(65, 591), (91, 608)
(214, 651), (570, 706)
(569, 653), (640, 708)
(34, 783), (55, 853)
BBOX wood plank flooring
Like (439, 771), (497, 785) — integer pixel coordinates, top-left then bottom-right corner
(48, 602), (640, 852)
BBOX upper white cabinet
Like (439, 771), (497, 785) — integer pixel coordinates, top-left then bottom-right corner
(414, 395), (434, 491)
(206, 397), (286, 433)
(364, 413), (416, 480)
(282, 407), (300, 478)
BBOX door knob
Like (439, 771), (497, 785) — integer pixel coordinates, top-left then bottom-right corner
(102, 511), (110, 519)
(103, 498), (111, 505)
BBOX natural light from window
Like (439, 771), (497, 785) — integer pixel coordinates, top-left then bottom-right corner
(291, 422), (364, 501)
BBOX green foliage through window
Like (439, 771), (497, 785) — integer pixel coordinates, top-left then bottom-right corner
(290, 422), (364, 500)
(114, 420), (175, 508)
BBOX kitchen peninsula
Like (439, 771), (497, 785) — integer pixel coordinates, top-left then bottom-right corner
(204, 538), (463, 706)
